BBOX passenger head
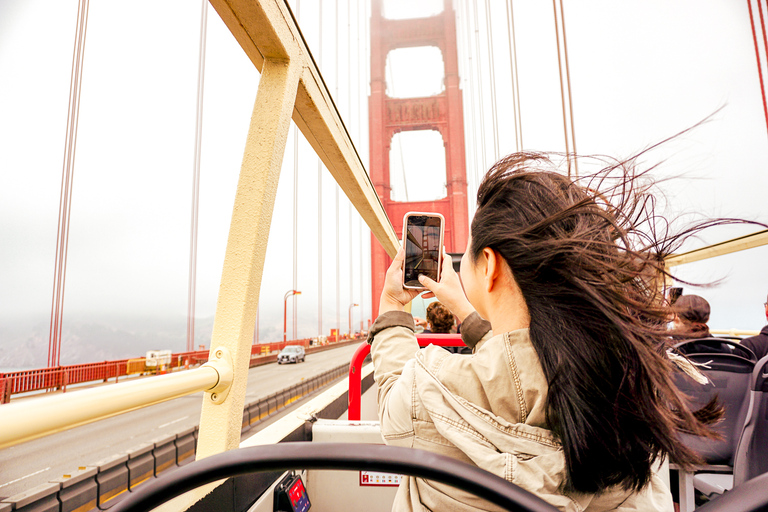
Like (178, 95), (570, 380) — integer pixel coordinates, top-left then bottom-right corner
(426, 302), (454, 333)
(463, 151), (724, 494)
(755, 292), (768, 323)
(672, 294), (711, 337)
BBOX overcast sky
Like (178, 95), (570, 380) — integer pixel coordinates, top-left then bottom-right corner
(1, 0), (767, 363)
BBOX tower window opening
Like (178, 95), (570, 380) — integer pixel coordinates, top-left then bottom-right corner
(389, 130), (447, 202)
(386, 47), (445, 99)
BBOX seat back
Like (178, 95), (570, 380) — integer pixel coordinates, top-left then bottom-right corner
(674, 338), (755, 465)
(734, 354), (768, 484)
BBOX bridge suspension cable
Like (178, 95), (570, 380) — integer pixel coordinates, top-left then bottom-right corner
(317, 0), (324, 341)
(484, 0), (500, 161)
(292, 0), (301, 341)
(748, 0), (768, 141)
(359, 0), (367, 332)
(348, 0), (354, 336)
(552, 0), (578, 177)
(187, 0), (208, 353)
(293, 124), (299, 340)
(49, 0), (90, 369)
(470, 0), (488, 175)
(335, 0), (341, 341)
(456, 0), (478, 206)
(505, 0), (523, 152)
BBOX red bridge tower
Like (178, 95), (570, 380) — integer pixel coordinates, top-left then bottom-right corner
(369, 0), (469, 318)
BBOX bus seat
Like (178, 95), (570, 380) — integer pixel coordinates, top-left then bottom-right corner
(306, 420), (399, 512)
(671, 338), (755, 511)
(733, 354), (768, 485)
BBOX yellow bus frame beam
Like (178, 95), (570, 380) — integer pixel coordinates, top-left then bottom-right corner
(196, 0), (397, 463)
(196, 57), (301, 459)
(211, 0), (398, 256)
(160, 1), (400, 507)
(665, 229), (768, 267)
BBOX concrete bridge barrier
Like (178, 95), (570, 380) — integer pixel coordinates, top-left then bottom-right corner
(151, 436), (177, 475)
(125, 444), (154, 491)
(52, 467), (97, 512)
(94, 453), (128, 509)
(175, 427), (197, 467)
(245, 401), (262, 427)
(0, 482), (60, 511)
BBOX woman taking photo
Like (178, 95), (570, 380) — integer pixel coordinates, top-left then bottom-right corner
(367, 152), (730, 511)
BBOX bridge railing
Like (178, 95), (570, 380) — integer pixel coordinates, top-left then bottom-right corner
(0, 339), (320, 403)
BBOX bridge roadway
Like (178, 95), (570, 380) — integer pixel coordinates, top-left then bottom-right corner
(0, 342), (363, 499)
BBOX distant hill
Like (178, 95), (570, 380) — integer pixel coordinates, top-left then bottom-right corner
(0, 315), (213, 370)
(0, 312), (290, 371)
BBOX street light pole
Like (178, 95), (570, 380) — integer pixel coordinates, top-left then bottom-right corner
(349, 303), (359, 338)
(284, 290), (301, 342)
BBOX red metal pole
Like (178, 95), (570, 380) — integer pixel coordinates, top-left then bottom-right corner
(347, 342), (370, 421)
(347, 334), (464, 420)
(0, 377), (7, 404)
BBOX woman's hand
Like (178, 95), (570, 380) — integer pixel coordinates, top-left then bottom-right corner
(418, 253), (476, 322)
(379, 246), (421, 314)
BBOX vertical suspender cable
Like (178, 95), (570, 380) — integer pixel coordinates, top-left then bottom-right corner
(456, 0), (476, 208)
(461, 0), (481, 194)
(187, 0), (207, 353)
(552, 0), (569, 172)
(748, 0), (768, 140)
(484, 0), (500, 160)
(293, 132), (299, 340)
(387, 59), (410, 201)
(359, 0), (366, 330)
(49, 0), (90, 369)
(471, 0), (488, 176)
(347, 0), (354, 335)
(335, 0), (341, 341)
(292, 0), (301, 341)
(560, 0), (577, 177)
(505, 0), (523, 151)
(317, 0), (324, 340)
(552, 0), (578, 177)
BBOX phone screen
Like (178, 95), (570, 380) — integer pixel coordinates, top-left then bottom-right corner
(403, 214), (442, 288)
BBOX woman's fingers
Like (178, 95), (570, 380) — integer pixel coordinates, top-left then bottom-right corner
(379, 244), (421, 313)
(442, 252), (453, 272)
(393, 245), (406, 264)
(418, 257), (475, 322)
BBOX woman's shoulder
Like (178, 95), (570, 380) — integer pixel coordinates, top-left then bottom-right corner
(417, 329), (549, 427)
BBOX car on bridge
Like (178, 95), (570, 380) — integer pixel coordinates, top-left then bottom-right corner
(277, 345), (305, 364)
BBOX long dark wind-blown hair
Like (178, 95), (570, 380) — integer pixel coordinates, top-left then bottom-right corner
(469, 151), (759, 494)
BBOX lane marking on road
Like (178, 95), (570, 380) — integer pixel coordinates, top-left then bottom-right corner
(158, 416), (189, 429)
(0, 467), (51, 489)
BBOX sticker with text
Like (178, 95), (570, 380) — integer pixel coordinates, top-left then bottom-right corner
(359, 471), (403, 487)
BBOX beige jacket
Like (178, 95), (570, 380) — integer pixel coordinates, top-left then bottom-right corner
(370, 311), (673, 512)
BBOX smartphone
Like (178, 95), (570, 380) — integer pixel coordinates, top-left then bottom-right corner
(402, 212), (445, 289)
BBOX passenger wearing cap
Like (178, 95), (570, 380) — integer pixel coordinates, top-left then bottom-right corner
(740, 293), (768, 360)
(671, 294), (712, 339)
